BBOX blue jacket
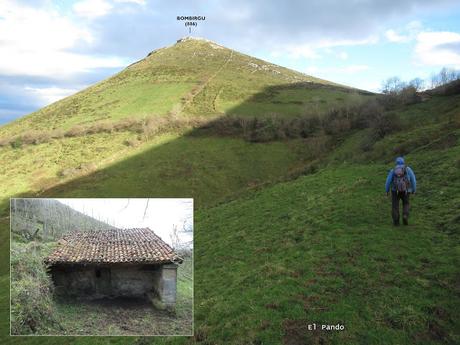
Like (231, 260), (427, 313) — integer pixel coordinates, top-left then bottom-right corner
(385, 157), (416, 193)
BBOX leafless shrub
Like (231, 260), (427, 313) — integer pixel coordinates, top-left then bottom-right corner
(371, 111), (401, 139)
(204, 115), (244, 136)
(58, 162), (96, 178)
(124, 138), (140, 147)
(360, 111), (402, 151)
(78, 162), (97, 172)
(64, 125), (87, 137)
(58, 167), (79, 177)
(20, 130), (52, 145)
(87, 121), (114, 134)
(113, 117), (143, 132)
(350, 100), (384, 130)
(322, 109), (351, 135)
(140, 116), (162, 138)
(50, 129), (65, 139)
(305, 136), (332, 157)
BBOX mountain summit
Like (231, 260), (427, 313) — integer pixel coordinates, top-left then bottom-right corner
(175, 36), (222, 44)
(1, 37), (358, 137)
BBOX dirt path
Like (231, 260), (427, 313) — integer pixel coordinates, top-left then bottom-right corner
(181, 49), (234, 112)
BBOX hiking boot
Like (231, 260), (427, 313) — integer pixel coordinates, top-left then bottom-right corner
(403, 217), (408, 226)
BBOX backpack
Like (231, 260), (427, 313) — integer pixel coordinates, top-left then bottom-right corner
(393, 164), (410, 193)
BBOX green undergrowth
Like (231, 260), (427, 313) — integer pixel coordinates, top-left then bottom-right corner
(10, 241), (58, 335)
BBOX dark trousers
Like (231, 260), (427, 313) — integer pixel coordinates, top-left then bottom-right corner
(391, 191), (410, 225)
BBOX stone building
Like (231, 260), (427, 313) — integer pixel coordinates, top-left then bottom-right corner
(45, 228), (182, 309)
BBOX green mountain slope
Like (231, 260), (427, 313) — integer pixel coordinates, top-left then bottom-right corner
(0, 37), (459, 344)
(1, 87), (458, 344)
(0, 37), (364, 137)
(0, 37), (371, 206)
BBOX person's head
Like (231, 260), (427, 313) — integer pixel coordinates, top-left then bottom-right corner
(395, 157), (405, 165)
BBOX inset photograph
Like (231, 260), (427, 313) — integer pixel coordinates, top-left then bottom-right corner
(10, 198), (193, 336)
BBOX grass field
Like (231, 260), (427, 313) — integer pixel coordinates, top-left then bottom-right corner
(2, 92), (458, 344)
(194, 148), (459, 344)
(0, 37), (459, 344)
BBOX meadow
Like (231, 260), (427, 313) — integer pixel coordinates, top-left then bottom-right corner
(0, 37), (459, 344)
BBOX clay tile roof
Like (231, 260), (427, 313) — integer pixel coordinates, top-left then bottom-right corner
(45, 228), (182, 265)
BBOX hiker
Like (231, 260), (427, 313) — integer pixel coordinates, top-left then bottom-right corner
(385, 157), (416, 226)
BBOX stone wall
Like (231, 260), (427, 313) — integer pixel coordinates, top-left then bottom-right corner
(50, 263), (178, 307)
(152, 263), (178, 307)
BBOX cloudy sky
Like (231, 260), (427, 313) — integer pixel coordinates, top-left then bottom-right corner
(58, 198), (193, 247)
(1, 0), (460, 124)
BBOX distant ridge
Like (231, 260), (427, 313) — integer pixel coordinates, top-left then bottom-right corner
(0, 36), (360, 136)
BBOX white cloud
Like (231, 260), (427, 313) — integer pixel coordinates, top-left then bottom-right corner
(415, 31), (460, 67)
(0, 50), (125, 78)
(357, 81), (381, 92)
(406, 20), (422, 32)
(73, 0), (113, 19)
(72, 0), (146, 19)
(338, 52), (348, 60)
(385, 29), (409, 43)
(305, 66), (319, 74)
(316, 36), (379, 48)
(0, 1), (93, 51)
(114, 0), (146, 4)
(385, 21), (423, 43)
(24, 86), (83, 104)
(325, 65), (370, 74)
(0, 1), (127, 78)
(272, 36), (377, 60)
(286, 45), (321, 59)
(303, 65), (370, 77)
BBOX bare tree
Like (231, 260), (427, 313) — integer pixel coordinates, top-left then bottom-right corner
(381, 77), (405, 94)
(119, 199), (130, 212)
(431, 67), (460, 88)
(408, 78), (424, 91)
(143, 198), (150, 220)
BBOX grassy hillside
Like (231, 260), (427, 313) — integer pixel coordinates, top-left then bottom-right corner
(0, 37), (371, 207)
(194, 147), (459, 345)
(1, 90), (458, 344)
(0, 37), (364, 137)
(0, 37), (459, 344)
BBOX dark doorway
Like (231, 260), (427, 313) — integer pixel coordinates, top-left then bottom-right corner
(95, 268), (111, 295)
